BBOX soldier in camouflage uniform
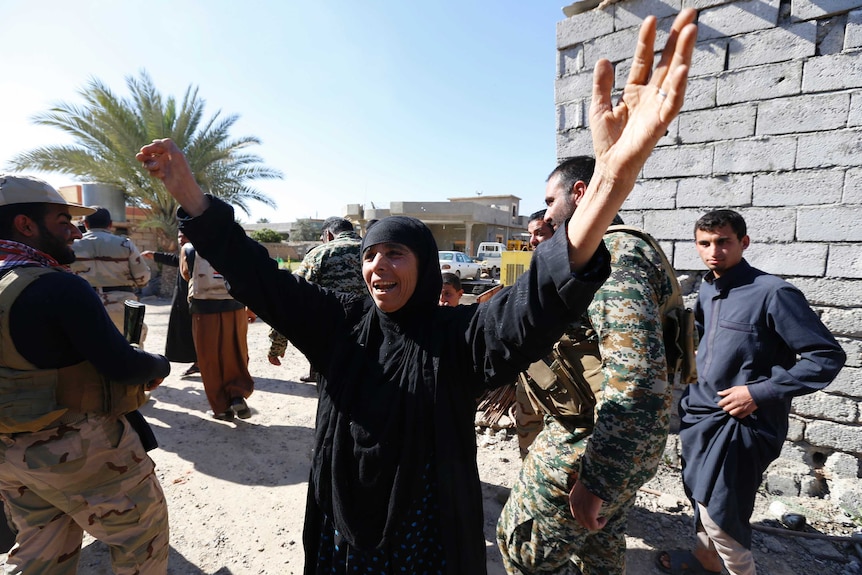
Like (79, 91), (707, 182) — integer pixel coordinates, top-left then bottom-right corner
(70, 207), (152, 348)
(267, 217), (365, 375)
(497, 157), (675, 574)
(0, 175), (170, 574)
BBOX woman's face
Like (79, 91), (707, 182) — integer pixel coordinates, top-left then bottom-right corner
(362, 242), (419, 313)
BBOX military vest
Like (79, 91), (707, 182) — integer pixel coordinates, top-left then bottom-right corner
(186, 247), (232, 301)
(0, 267), (146, 434)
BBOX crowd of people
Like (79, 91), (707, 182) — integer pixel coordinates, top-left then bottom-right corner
(0, 8), (848, 575)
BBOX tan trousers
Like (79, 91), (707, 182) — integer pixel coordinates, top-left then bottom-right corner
(0, 415), (169, 575)
(696, 502), (756, 575)
(191, 309), (254, 414)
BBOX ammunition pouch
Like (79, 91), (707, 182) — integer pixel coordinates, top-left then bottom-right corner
(521, 338), (603, 430)
(0, 362), (146, 434)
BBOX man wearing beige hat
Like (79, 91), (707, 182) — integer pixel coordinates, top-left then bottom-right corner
(0, 175), (170, 574)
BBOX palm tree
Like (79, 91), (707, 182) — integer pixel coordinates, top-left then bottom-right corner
(7, 70), (282, 247)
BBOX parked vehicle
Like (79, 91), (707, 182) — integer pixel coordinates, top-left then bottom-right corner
(475, 242), (508, 277)
(439, 251), (481, 280)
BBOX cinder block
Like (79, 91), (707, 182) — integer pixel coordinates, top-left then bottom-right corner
(698, 0), (781, 41)
(788, 415), (807, 442)
(836, 337), (862, 368)
(798, 206), (862, 241)
(825, 451), (861, 479)
(555, 72), (593, 104)
(846, 9), (862, 49)
(792, 392), (860, 423)
(806, 420), (862, 453)
(713, 136), (797, 174)
(643, 144), (714, 178)
(798, 129), (862, 169)
(802, 51), (862, 92)
(558, 45), (585, 77)
(753, 169), (844, 206)
(618, 210), (645, 229)
(678, 104), (757, 144)
(584, 26), (643, 67)
(820, 308), (862, 338)
(624, 179), (678, 210)
(789, 277), (862, 307)
(676, 174), (753, 208)
(727, 22), (816, 69)
(691, 39), (729, 76)
(822, 365), (862, 397)
(615, 0), (683, 29)
(791, 0), (862, 22)
(717, 62), (803, 106)
(827, 245), (862, 279)
(843, 167), (862, 203)
(556, 129), (594, 159)
(557, 101), (585, 131)
(745, 243), (828, 275)
(674, 242), (705, 271)
(683, 76), (718, 112)
(557, 8), (614, 49)
(738, 209), (801, 242)
(757, 93), (849, 136)
(643, 208), (706, 240)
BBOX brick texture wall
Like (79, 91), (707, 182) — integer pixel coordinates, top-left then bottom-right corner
(557, 0), (862, 512)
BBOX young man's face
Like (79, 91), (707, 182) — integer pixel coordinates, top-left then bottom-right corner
(695, 224), (749, 278)
(527, 219), (554, 247)
(35, 204), (82, 265)
(439, 284), (463, 307)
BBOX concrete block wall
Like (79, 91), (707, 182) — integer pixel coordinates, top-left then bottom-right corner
(557, 0), (862, 511)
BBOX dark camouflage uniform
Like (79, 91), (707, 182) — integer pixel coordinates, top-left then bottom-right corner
(497, 231), (675, 575)
(268, 231), (365, 358)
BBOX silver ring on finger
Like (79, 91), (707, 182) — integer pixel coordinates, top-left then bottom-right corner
(657, 88), (668, 100)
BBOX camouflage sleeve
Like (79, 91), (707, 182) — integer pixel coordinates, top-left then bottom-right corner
(268, 327), (289, 357)
(577, 232), (674, 504)
(294, 248), (322, 283)
(126, 238), (152, 287)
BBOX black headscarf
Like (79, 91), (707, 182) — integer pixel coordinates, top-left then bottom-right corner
(313, 216), (443, 550)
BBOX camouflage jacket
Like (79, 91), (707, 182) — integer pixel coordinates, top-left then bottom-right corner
(577, 230), (675, 504)
(268, 231), (364, 356)
(70, 228), (150, 289)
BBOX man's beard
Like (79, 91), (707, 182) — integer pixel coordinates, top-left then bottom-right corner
(35, 222), (76, 265)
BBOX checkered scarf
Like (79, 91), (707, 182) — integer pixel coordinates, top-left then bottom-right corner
(0, 240), (64, 272)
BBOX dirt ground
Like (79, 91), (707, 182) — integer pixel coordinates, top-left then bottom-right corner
(4, 297), (860, 574)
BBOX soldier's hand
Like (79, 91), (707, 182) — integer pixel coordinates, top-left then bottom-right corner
(141, 250), (155, 260)
(267, 354), (283, 366)
(569, 480), (607, 531)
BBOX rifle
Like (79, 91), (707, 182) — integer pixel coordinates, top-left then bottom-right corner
(123, 300), (146, 345)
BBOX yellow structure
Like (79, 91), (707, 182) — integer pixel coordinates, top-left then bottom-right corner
(500, 251), (533, 286)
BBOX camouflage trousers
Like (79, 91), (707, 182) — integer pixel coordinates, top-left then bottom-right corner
(0, 414), (169, 574)
(496, 416), (634, 575)
(101, 292), (148, 350)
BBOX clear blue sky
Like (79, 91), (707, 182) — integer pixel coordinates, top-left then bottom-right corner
(1, 1), (572, 223)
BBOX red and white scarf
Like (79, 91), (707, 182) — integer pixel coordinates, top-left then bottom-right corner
(0, 240), (65, 272)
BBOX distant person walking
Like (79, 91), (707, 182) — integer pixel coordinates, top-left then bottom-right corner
(142, 230), (198, 375)
(182, 242), (254, 421)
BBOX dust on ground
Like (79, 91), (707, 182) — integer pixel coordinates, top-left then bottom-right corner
(4, 297), (860, 574)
